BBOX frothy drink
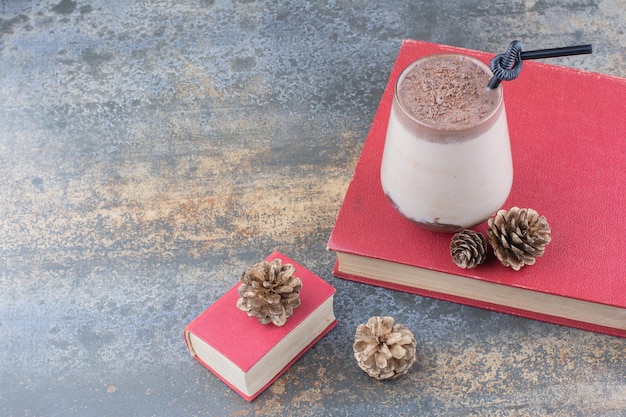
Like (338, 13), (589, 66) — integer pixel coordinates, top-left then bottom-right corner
(380, 54), (513, 232)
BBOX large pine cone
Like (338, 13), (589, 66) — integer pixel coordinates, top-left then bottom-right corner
(487, 207), (552, 271)
(450, 229), (488, 269)
(236, 258), (302, 326)
(353, 316), (416, 380)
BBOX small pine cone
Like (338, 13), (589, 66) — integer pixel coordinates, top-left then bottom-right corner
(353, 316), (416, 380)
(236, 258), (302, 326)
(487, 207), (552, 271)
(450, 229), (488, 269)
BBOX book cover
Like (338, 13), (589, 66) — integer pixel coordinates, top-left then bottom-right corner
(184, 252), (337, 401)
(327, 40), (626, 338)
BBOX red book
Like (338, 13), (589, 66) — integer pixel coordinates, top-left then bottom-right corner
(327, 40), (626, 338)
(184, 252), (337, 401)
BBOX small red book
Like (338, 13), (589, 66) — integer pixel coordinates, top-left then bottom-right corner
(327, 40), (626, 338)
(184, 252), (337, 401)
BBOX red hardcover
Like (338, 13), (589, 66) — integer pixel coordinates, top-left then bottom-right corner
(327, 40), (626, 338)
(184, 252), (337, 401)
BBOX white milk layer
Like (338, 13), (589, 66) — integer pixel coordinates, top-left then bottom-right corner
(380, 100), (513, 230)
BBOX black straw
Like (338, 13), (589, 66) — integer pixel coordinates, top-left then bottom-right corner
(487, 44), (593, 89)
(520, 44), (593, 60)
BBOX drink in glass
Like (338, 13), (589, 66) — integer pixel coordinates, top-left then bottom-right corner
(380, 53), (513, 232)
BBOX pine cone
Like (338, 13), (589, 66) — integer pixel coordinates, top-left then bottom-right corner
(487, 207), (552, 271)
(353, 316), (416, 380)
(236, 258), (302, 326)
(450, 229), (488, 269)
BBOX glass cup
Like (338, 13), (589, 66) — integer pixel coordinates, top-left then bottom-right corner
(380, 53), (513, 232)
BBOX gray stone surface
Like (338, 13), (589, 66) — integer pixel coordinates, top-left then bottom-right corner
(1, 1), (625, 416)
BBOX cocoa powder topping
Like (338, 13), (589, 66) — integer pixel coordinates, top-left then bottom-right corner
(397, 55), (499, 129)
